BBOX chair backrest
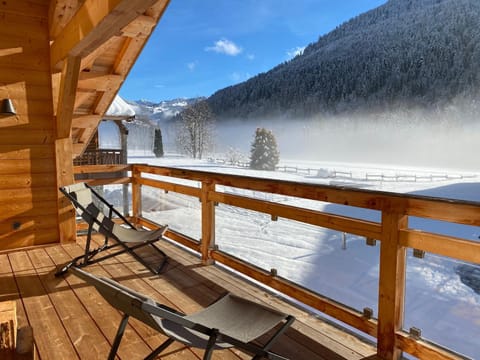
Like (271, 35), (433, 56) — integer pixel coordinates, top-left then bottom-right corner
(61, 183), (116, 238)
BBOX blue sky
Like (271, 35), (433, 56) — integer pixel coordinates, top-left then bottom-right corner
(119, 0), (387, 102)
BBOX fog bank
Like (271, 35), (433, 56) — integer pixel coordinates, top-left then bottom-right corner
(213, 109), (479, 172)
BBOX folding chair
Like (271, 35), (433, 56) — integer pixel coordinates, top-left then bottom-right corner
(56, 182), (168, 276)
(71, 267), (295, 360)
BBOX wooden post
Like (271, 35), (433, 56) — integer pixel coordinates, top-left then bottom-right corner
(377, 211), (408, 359)
(55, 55), (81, 243)
(201, 181), (215, 264)
(131, 166), (141, 225)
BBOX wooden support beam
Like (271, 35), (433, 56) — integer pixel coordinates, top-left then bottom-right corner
(50, 0), (159, 71)
(56, 56), (81, 138)
(49, 0), (83, 40)
(78, 72), (123, 92)
(377, 211), (408, 359)
(120, 15), (156, 38)
(55, 138), (77, 243)
(72, 114), (102, 129)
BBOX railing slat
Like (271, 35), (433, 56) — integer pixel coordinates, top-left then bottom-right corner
(209, 191), (382, 239)
(399, 229), (480, 264)
(138, 177), (201, 198)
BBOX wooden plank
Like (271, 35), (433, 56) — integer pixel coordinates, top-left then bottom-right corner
(210, 191), (382, 239)
(0, 101), (54, 117)
(0, 215), (58, 235)
(72, 114), (102, 129)
(55, 138), (76, 243)
(0, 51), (50, 72)
(51, 244), (165, 359)
(0, 83), (53, 102)
(0, 229), (59, 250)
(77, 72), (123, 92)
(395, 331), (464, 360)
(80, 36), (119, 71)
(120, 15), (156, 38)
(50, 0), (160, 70)
(0, 1), (48, 18)
(403, 198), (480, 227)
(74, 164), (132, 174)
(0, 16), (47, 45)
(0, 187), (56, 202)
(138, 177), (201, 198)
(0, 160), (55, 175)
(27, 247), (112, 359)
(7, 251), (79, 359)
(0, 127), (54, 146)
(0, 174), (56, 189)
(73, 89), (96, 109)
(56, 56), (81, 138)
(49, 0), (84, 39)
(376, 212), (407, 359)
(399, 229), (480, 264)
(0, 145), (53, 162)
(0, 69), (51, 86)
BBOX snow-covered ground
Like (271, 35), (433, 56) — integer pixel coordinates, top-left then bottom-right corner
(113, 155), (480, 358)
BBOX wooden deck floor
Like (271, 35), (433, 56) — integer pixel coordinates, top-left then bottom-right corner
(0, 235), (377, 360)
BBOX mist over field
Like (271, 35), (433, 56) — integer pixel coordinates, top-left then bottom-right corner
(214, 107), (479, 171)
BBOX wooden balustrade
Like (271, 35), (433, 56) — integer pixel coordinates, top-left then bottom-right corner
(73, 163), (480, 360)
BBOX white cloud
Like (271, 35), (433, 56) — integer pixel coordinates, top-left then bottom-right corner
(246, 53), (255, 61)
(187, 61), (197, 71)
(206, 38), (243, 56)
(287, 46), (306, 59)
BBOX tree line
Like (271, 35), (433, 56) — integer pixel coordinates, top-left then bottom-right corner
(206, 0), (480, 120)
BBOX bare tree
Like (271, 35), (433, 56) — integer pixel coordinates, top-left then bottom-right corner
(175, 101), (215, 159)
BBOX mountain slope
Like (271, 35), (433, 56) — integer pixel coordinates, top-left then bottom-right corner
(207, 0), (480, 119)
(127, 98), (204, 125)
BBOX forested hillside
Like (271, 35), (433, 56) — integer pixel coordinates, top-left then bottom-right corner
(207, 0), (480, 120)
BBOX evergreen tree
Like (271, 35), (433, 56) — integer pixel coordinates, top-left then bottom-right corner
(153, 128), (164, 157)
(249, 128), (280, 171)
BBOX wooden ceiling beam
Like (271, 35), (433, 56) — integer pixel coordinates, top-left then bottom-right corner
(72, 115), (102, 129)
(50, 0), (159, 71)
(120, 15), (156, 38)
(78, 72), (123, 92)
(49, 0), (84, 40)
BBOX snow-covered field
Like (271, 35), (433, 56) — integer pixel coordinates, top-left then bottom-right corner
(115, 155), (480, 358)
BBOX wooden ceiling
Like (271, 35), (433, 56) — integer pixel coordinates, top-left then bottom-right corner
(49, 0), (170, 157)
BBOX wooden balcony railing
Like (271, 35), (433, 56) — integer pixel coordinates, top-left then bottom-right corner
(73, 163), (480, 360)
(73, 149), (124, 166)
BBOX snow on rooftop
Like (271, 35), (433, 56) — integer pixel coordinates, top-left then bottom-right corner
(105, 95), (135, 118)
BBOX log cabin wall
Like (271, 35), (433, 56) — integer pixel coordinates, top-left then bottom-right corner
(0, 1), (62, 250)
(0, 0), (171, 250)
